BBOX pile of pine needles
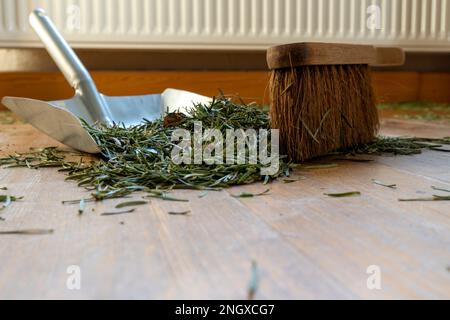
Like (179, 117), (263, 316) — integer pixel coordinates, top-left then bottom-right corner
(1, 97), (449, 202)
(341, 136), (450, 155)
(1, 98), (289, 201)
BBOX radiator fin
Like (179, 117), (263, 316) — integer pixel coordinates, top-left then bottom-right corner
(0, 0), (448, 50)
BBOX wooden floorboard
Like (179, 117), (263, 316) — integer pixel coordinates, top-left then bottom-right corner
(0, 119), (449, 299)
(235, 160), (450, 299)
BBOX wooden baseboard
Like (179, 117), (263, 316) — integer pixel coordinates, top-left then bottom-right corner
(419, 73), (450, 103)
(372, 72), (419, 103)
(0, 71), (449, 111)
(0, 71), (270, 107)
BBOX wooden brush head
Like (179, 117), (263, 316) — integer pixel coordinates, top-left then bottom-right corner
(267, 42), (405, 69)
(267, 42), (405, 162)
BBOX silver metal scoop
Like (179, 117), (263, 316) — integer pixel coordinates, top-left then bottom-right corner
(1, 9), (211, 154)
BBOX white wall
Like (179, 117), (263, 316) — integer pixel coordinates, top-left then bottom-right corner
(0, 0), (449, 51)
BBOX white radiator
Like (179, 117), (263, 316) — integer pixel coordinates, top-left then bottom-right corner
(0, 0), (449, 51)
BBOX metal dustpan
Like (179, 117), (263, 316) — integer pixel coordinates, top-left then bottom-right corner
(2, 9), (211, 153)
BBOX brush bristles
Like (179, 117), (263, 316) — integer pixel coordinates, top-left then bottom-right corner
(269, 64), (379, 162)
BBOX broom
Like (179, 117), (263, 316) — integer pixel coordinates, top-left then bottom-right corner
(267, 42), (405, 162)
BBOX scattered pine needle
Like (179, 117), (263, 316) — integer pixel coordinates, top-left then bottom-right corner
(0, 195), (22, 202)
(0, 229), (54, 235)
(62, 198), (96, 205)
(399, 195), (450, 202)
(302, 163), (339, 170)
(372, 179), (397, 189)
(283, 178), (304, 184)
(432, 186), (450, 193)
(168, 210), (191, 216)
(247, 261), (259, 300)
(144, 194), (189, 202)
(430, 147), (450, 152)
(102, 209), (136, 216)
(232, 189), (270, 198)
(115, 200), (148, 209)
(325, 192), (361, 198)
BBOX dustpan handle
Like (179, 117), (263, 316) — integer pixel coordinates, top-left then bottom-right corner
(29, 8), (113, 125)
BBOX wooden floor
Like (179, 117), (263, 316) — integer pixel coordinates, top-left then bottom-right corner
(0, 117), (449, 299)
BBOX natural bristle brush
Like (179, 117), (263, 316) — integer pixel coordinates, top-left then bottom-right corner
(267, 42), (405, 162)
